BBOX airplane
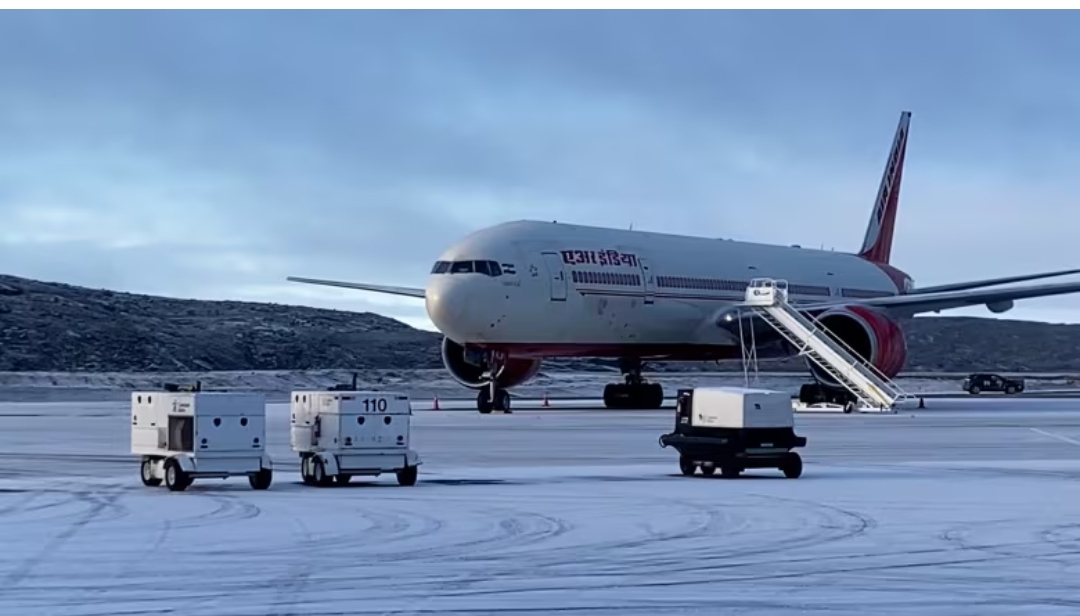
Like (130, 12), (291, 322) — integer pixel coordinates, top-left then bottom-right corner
(288, 111), (1080, 413)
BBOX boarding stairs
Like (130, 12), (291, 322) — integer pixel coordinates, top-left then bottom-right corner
(740, 278), (913, 411)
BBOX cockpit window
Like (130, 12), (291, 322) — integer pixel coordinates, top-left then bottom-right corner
(431, 259), (506, 277)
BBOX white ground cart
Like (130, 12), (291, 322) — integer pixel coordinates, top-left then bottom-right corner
(131, 384), (273, 492)
(290, 388), (421, 487)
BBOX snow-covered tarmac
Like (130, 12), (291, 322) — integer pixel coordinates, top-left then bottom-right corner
(3, 397), (1080, 615)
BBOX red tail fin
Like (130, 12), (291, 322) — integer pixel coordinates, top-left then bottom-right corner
(858, 111), (910, 265)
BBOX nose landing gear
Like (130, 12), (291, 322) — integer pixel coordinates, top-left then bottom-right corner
(476, 351), (513, 414)
(477, 386), (511, 414)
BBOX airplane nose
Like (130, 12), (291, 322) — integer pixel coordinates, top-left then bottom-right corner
(425, 278), (473, 339)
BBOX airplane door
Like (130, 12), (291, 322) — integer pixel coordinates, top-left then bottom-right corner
(540, 252), (568, 301)
(638, 257), (654, 304)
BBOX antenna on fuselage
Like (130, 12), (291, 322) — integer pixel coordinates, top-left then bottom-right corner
(629, 222), (634, 230)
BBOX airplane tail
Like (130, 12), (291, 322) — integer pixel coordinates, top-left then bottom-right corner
(857, 110), (911, 265)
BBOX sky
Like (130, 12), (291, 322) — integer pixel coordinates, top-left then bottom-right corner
(3, 10), (1080, 331)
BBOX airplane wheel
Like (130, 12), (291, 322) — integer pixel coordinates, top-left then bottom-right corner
(605, 384), (662, 409)
(477, 389), (494, 414)
(646, 383), (664, 409)
(603, 384), (631, 409)
(493, 389), (511, 413)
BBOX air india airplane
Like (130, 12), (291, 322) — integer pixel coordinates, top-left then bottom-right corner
(289, 111), (1080, 413)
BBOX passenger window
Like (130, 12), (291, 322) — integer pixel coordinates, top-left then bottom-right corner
(450, 261), (473, 274)
(474, 260), (491, 276)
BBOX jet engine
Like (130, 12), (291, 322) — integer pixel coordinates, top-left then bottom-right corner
(805, 305), (908, 385)
(440, 337), (542, 389)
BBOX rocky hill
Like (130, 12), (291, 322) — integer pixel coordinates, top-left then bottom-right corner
(3, 273), (1080, 375)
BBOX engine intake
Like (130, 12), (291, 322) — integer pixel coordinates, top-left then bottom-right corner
(440, 337), (542, 389)
(806, 306), (907, 386)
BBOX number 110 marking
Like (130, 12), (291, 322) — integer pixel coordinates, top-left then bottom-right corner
(363, 398), (388, 412)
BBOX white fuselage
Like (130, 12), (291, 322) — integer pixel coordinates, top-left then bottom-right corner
(423, 220), (906, 358)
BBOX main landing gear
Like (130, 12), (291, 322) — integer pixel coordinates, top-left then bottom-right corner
(603, 359), (664, 409)
(799, 381), (857, 413)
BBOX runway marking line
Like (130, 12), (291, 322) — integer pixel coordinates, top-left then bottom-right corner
(1030, 427), (1080, 447)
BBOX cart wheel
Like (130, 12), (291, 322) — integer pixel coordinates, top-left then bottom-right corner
(700, 465), (716, 476)
(720, 466), (741, 478)
(164, 459), (189, 492)
(312, 457), (333, 487)
(396, 465), (418, 486)
(335, 474), (352, 485)
(678, 456), (697, 476)
(780, 453), (803, 479)
(249, 467), (273, 490)
(300, 457), (316, 485)
(140, 457), (161, 487)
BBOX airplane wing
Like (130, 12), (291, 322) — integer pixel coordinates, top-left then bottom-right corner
(286, 276), (426, 299)
(827, 280), (1080, 318)
(909, 268), (1080, 295)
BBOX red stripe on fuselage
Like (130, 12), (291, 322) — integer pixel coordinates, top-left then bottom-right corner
(473, 342), (747, 361)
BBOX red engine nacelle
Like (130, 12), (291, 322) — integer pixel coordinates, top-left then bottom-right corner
(807, 305), (908, 385)
(440, 337), (542, 389)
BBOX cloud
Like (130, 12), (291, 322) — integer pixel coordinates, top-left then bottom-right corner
(3, 10), (1080, 332)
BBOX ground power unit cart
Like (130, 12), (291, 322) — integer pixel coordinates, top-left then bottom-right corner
(291, 389), (421, 487)
(659, 387), (807, 478)
(131, 387), (273, 492)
